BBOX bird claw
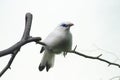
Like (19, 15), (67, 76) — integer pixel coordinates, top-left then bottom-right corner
(63, 52), (67, 57)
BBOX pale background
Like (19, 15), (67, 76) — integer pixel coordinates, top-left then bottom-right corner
(0, 0), (120, 80)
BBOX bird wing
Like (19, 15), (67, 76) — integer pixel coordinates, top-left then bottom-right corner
(43, 29), (72, 53)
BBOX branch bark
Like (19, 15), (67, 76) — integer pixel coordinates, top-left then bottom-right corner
(0, 13), (41, 77)
(68, 50), (120, 68)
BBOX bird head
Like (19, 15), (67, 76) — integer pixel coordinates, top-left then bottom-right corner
(59, 22), (74, 30)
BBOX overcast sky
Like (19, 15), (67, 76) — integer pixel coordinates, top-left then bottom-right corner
(0, 0), (120, 80)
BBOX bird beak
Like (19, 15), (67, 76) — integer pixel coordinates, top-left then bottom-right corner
(69, 23), (74, 27)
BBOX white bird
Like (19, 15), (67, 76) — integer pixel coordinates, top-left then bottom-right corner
(39, 22), (74, 71)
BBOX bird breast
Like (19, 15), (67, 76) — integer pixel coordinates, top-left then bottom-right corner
(43, 30), (72, 54)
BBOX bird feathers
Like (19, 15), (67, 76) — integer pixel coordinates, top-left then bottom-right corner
(39, 22), (73, 71)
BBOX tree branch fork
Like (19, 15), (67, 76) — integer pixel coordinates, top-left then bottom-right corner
(0, 13), (120, 77)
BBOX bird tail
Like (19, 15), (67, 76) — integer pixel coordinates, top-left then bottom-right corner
(39, 50), (55, 72)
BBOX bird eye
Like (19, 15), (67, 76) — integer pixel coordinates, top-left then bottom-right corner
(61, 24), (68, 27)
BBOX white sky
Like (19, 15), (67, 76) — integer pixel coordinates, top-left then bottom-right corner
(0, 0), (120, 80)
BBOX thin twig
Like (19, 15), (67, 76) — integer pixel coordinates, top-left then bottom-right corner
(68, 50), (120, 68)
(110, 76), (120, 80)
(36, 41), (47, 46)
(0, 50), (18, 77)
(73, 45), (77, 51)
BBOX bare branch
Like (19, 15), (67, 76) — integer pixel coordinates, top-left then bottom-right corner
(36, 42), (120, 68)
(36, 41), (47, 46)
(0, 12), (120, 78)
(0, 37), (41, 57)
(68, 50), (120, 68)
(0, 13), (41, 77)
(0, 50), (18, 77)
(22, 13), (33, 40)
